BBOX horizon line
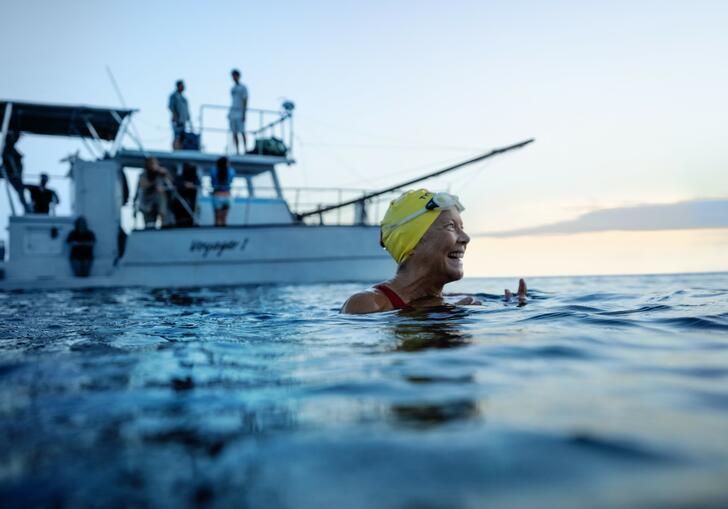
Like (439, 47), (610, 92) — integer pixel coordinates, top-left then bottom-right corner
(461, 269), (728, 280)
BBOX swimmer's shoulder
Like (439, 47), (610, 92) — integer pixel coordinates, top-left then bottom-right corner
(341, 287), (393, 314)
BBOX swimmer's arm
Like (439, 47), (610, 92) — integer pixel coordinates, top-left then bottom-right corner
(448, 279), (528, 306)
(341, 290), (391, 314)
(443, 293), (482, 305)
(453, 295), (482, 305)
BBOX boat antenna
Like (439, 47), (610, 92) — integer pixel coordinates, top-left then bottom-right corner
(295, 138), (534, 220)
(105, 65), (147, 156)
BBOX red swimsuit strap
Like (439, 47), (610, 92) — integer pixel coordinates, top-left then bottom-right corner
(373, 284), (408, 309)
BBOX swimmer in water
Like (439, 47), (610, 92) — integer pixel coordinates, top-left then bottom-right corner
(341, 189), (527, 314)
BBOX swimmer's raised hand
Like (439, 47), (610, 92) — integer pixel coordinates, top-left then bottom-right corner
(504, 279), (527, 306)
(453, 279), (527, 307)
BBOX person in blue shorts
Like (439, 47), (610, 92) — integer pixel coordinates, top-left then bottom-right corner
(210, 157), (235, 226)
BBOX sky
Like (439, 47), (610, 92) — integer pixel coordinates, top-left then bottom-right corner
(1, 0), (727, 277)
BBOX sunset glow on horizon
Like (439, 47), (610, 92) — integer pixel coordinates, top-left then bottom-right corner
(467, 228), (728, 278)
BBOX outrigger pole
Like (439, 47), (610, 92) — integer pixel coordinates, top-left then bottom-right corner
(295, 138), (534, 221)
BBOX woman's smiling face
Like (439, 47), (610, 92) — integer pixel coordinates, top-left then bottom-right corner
(406, 209), (470, 282)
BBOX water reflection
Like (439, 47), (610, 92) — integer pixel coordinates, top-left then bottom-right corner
(390, 400), (482, 428)
(392, 306), (473, 352)
(4, 275), (728, 508)
(150, 288), (215, 306)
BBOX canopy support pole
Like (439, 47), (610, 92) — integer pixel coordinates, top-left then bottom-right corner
(83, 119), (106, 157)
(110, 113), (131, 157)
(79, 135), (102, 160)
(269, 168), (283, 199)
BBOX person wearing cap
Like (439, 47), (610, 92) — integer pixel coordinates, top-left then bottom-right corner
(341, 189), (526, 314)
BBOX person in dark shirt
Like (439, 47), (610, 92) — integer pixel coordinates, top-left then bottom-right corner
(66, 216), (96, 277)
(26, 173), (59, 214)
(168, 79), (190, 150)
(171, 163), (200, 227)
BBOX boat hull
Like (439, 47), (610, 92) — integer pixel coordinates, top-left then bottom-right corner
(0, 224), (395, 290)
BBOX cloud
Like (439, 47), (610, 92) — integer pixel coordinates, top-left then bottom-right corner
(475, 199), (728, 237)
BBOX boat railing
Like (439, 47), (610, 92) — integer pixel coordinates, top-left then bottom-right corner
(201, 183), (397, 226)
(271, 185), (397, 226)
(197, 102), (294, 157)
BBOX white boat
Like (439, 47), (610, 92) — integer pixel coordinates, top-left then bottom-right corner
(0, 100), (531, 290)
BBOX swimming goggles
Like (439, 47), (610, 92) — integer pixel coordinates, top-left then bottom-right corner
(382, 192), (464, 235)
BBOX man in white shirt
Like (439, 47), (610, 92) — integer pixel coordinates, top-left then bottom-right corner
(228, 69), (248, 154)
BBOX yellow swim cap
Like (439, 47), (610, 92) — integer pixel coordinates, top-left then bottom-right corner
(380, 189), (463, 264)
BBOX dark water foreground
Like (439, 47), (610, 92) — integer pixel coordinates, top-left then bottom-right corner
(1, 273), (727, 508)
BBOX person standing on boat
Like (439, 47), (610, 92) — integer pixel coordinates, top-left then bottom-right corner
(66, 216), (95, 277)
(228, 69), (248, 154)
(171, 163), (200, 227)
(168, 79), (190, 150)
(135, 157), (173, 228)
(210, 157), (235, 226)
(26, 173), (59, 214)
(341, 189), (527, 314)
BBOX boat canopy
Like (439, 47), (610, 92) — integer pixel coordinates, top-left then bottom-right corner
(0, 101), (135, 140)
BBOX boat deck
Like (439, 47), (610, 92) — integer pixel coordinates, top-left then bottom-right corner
(115, 149), (294, 175)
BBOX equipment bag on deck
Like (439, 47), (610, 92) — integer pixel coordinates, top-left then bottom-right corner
(249, 137), (287, 157)
(182, 132), (200, 151)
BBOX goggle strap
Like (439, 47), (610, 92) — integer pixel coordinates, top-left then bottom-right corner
(381, 208), (429, 236)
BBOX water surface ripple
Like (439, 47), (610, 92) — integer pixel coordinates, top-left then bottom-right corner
(1, 273), (728, 508)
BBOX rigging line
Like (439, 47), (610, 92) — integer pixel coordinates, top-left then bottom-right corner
(449, 161), (489, 195)
(453, 149), (517, 194)
(297, 139), (534, 218)
(297, 141), (484, 152)
(337, 153), (481, 188)
(295, 134), (378, 187)
(134, 119), (168, 131)
(328, 147), (380, 187)
(298, 115), (481, 150)
(293, 135), (309, 189)
(300, 115), (419, 144)
(105, 66), (147, 156)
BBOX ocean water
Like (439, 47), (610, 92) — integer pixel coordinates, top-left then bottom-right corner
(1, 273), (728, 508)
